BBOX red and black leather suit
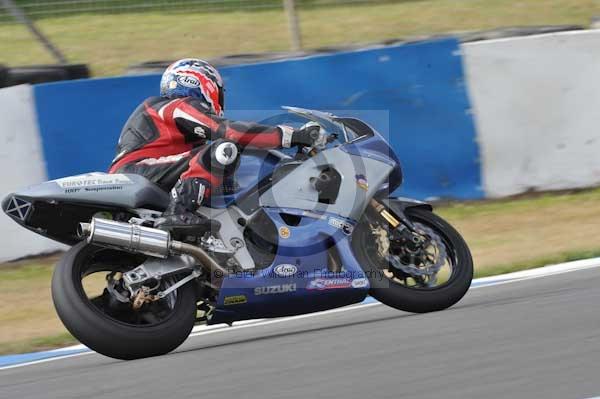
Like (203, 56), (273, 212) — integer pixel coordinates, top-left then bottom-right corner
(108, 96), (285, 211)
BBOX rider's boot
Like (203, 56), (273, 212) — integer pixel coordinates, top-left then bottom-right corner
(155, 178), (220, 238)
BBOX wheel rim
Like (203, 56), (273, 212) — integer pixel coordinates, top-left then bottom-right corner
(361, 214), (459, 291)
(74, 246), (182, 327)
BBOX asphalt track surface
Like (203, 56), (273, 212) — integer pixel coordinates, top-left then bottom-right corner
(2, 266), (600, 399)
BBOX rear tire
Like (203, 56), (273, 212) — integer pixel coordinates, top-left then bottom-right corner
(353, 208), (473, 313)
(52, 242), (197, 360)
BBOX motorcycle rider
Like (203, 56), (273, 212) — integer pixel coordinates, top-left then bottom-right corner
(109, 58), (321, 232)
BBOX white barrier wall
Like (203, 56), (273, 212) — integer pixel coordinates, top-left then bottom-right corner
(464, 30), (600, 197)
(0, 85), (63, 262)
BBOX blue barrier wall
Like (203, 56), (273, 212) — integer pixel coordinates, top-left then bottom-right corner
(34, 38), (482, 199)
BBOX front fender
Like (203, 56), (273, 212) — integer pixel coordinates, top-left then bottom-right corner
(380, 197), (433, 213)
(376, 197), (433, 231)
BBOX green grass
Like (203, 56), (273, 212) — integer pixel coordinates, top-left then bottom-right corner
(0, 260), (55, 281)
(474, 248), (600, 278)
(437, 187), (600, 272)
(0, 332), (75, 356)
(439, 188), (600, 219)
(1, 0), (598, 76)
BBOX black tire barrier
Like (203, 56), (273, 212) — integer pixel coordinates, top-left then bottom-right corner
(5, 64), (90, 87)
(461, 25), (583, 43)
(0, 64), (9, 88)
(126, 60), (172, 75)
(127, 52), (310, 74)
(62, 64), (90, 80)
(127, 25), (583, 76)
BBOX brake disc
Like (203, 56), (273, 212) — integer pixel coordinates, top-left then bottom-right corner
(385, 223), (447, 279)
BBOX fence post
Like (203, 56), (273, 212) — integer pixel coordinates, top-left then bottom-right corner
(1, 0), (67, 64)
(283, 0), (302, 51)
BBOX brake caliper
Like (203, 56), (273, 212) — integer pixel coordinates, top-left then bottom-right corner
(371, 225), (390, 258)
(386, 223), (447, 279)
(132, 286), (161, 310)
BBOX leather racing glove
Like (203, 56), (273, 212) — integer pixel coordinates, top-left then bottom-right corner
(280, 122), (326, 148)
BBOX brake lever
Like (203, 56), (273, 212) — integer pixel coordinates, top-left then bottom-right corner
(296, 131), (336, 159)
(305, 133), (339, 157)
(305, 146), (319, 157)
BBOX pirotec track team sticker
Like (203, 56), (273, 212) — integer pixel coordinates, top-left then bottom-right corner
(54, 173), (133, 188)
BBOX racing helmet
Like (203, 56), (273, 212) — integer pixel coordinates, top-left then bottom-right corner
(160, 58), (225, 116)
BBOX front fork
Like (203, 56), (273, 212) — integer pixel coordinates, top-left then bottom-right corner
(369, 198), (426, 250)
(370, 198), (422, 232)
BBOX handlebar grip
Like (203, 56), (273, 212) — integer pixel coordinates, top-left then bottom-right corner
(308, 127), (321, 140)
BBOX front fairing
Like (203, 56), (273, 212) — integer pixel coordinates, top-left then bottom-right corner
(207, 108), (404, 211)
(261, 107), (403, 193)
(340, 134), (403, 194)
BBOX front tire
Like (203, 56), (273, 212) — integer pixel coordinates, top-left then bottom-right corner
(52, 242), (197, 360)
(353, 208), (473, 313)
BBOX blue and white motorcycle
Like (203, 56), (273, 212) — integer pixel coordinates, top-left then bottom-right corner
(3, 107), (473, 360)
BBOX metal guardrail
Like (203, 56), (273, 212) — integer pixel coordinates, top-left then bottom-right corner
(0, 0), (398, 22)
(0, 0), (400, 69)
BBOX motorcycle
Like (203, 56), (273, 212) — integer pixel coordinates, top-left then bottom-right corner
(2, 107), (473, 360)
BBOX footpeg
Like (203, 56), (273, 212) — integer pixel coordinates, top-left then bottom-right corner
(202, 235), (233, 254)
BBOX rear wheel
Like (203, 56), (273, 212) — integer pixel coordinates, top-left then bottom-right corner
(352, 207), (473, 313)
(52, 242), (197, 360)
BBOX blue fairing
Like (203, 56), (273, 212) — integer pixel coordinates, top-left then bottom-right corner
(207, 151), (280, 208)
(210, 210), (370, 324)
(341, 135), (403, 194)
(205, 110), (404, 324)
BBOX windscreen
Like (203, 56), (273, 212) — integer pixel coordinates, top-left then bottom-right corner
(259, 107), (374, 145)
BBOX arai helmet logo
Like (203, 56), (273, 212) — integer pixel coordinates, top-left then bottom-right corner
(274, 264), (298, 277)
(177, 74), (200, 88)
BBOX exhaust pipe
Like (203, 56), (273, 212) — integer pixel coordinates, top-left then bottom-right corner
(79, 218), (229, 277)
(78, 218), (170, 258)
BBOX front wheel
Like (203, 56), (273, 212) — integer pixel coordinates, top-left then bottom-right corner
(352, 207), (473, 313)
(52, 242), (198, 360)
